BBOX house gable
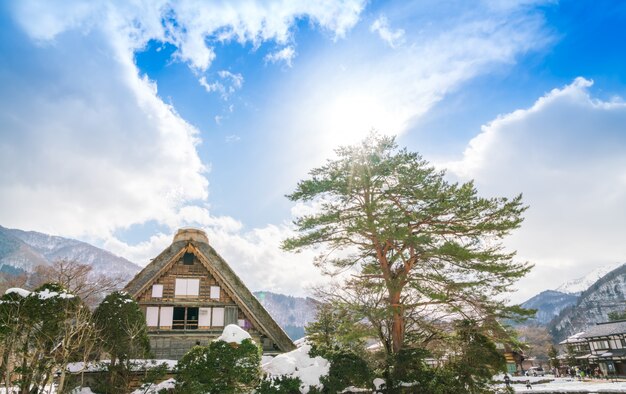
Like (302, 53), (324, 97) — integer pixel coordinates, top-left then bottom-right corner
(124, 228), (295, 359)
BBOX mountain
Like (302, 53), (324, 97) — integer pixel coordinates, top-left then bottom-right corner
(520, 290), (578, 326)
(0, 225), (141, 278)
(254, 291), (319, 341)
(549, 263), (626, 342)
(555, 262), (624, 295)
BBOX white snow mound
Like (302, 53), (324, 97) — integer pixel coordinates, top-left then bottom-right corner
(217, 324), (252, 344)
(5, 287), (31, 297)
(262, 344), (329, 393)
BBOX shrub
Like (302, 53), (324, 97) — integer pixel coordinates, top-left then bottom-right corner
(320, 351), (373, 393)
(175, 339), (261, 394)
(256, 375), (302, 394)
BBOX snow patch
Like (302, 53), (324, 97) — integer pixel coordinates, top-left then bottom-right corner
(34, 288), (75, 299)
(216, 324), (252, 344)
(555, 262), (624, 294)
(131, 378), (176, 394)
(5, 287), (30, 297)
(262, 344), (329, 393)
(70, 388), (97, 394)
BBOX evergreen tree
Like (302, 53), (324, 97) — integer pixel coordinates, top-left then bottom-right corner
(0, 283), (87, 393)
(93, 291), (150, 393)
(548, 345), (560, 371)
(176, 339), (261, 394)
(283, 134), (532, 355)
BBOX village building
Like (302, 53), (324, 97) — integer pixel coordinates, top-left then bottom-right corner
(124, 228), (295, 359)
(559, 320), (626, 376)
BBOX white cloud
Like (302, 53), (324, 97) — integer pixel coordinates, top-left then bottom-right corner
(11, 0), (367, 72)
(265, 46), (296, 67)
(199, 71), (244, 99)
(1, 0), (367, 240)
(263, 2), (554, 180)
(447, 78), (626, 302)
(105, 223), (324, 297)
(370, 15), (404, 48)
(0, 28), (208, 239)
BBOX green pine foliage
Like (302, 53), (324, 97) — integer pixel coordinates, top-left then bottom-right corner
(0, 283), (89, 393)
(92, 291), (150, 393)
(256, 375), (303, 394)
(283, 134), (532, 353)
(175, 339), (261, 394)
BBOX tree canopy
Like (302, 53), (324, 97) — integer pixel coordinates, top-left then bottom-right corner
(283, 134), (532, 354)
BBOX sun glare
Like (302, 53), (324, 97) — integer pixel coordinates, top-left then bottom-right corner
(322, 94), (406, 147)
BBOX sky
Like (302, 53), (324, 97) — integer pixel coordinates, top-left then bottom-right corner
(1, 0), (626, 303)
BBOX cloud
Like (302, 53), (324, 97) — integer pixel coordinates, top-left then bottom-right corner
(199, 70), (244, 99)
(105, 222), (324, 297)
(447, 78), (626, 302)
(11, 0), (367, 72)
(370, 15), (404, 48)
(262, 1), (554, 181)
(0, 26), (208, 239)
(1, 1), (368, 239)
(265, 46), (296, 67)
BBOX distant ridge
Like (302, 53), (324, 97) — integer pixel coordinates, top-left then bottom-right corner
(0, 225), (141, 278)
(549, 263), (626, 342)
(254, 291), (319, 341)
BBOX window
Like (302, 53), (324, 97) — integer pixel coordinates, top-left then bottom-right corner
(225, 306), (238, 325)
(593, 340), (610, 350)
(160, 307), (173, 328)
(175, 278), (200, 297)
(183, 252), (194, 265)
(146, 307), (159, 327)
(173, 307), (199, 330)
(210, 286), (221, 300)
(151, 284), (163, 298)
(199, 308), (211, 327)
(212, 307), (225, 327)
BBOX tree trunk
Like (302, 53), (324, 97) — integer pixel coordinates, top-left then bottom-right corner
(389, 290), (404, 354)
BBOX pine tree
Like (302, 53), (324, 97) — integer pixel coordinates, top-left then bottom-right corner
(93, 291), (150, 393)
(283, 134), (532, 355)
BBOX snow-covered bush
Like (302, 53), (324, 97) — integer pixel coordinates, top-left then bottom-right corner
(0, 283), (89, 393)
(262, 344), (329, 393)
(175, 324), (261, 394)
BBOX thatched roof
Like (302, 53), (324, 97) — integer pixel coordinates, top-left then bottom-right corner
(124, 229), (295, 352)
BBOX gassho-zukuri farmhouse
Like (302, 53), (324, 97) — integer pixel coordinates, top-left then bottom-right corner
(124, 228), (295, 359)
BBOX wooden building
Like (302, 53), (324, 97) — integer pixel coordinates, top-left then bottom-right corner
(124, 228), (295, 359)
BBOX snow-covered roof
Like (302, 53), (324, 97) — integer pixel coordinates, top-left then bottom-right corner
(581, 321), (626, 339)
(559, 331), (588, 344)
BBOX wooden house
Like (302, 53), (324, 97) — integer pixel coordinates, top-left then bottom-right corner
(124, 228), (295, 359)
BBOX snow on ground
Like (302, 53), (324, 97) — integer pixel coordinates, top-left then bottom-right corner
(216, 324), (252, 343)
(131, 378), (176, 394)
(262, 343), (330, 393)
(498, 377), (626, 393)
(69, 388), (97, 394)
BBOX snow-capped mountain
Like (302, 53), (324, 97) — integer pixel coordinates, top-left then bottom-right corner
(549, 263), (626, 342)
(0, 225), (140, 278)
(555, 262), (625, 295)
(520, 290), (578, 326)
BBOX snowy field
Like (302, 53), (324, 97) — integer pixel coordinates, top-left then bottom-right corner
(496, 376), (626, 393)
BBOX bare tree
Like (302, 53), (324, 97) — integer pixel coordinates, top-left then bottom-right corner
(32, 260), (124, 308)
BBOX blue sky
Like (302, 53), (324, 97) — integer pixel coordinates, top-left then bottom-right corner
(1, 0), (626, 302)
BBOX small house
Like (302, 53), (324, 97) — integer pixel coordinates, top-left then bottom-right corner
(124, 228), (295, 359)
